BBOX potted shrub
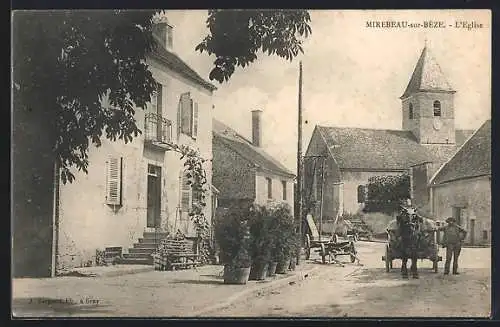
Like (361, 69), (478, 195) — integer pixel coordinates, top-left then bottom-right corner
(269, 203), (295, 275)
(248, 205), (273, 280)
(214, 205), (252, 285)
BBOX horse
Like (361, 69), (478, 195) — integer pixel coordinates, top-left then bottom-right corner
(396, 206), (423, 279)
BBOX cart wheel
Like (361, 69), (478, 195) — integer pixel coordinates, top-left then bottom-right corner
(305, 234), (311, 260)
(350, 242), (357, 263)
(320, 243), (326, 264)
(332, 234), (338, 244)
(385, 245), (391, 272)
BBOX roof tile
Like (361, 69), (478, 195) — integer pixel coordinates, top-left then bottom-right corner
(401, 46), (455, 99)
(213, 119), (295, 177)
(316, 126), (473, 170)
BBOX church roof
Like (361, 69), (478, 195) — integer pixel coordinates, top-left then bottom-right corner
(430, 120), (491, 186)
(315, 126), (474, 171)
(401, 46), (455, 99)
(213, 119), (295, 178)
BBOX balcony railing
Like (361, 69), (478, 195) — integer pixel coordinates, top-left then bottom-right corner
(144, 113), (173, 145)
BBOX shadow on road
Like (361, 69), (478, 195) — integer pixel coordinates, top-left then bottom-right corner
(170, 279), (225, 285)
(199, 274), (223, 279)
(353, 267), (441, 283)
(12, 297), (113, 316)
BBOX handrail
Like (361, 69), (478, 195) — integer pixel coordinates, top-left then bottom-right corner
(144, 112), (172, 143)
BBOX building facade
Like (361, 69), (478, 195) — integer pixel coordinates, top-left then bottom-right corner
(53, 18), (217, 272)
(212, 111), (295, 212)
(429, 120), (491, 246)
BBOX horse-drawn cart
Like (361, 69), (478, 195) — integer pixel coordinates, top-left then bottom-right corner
(304, 214), (358, 265)
(382, 216), (442, 273)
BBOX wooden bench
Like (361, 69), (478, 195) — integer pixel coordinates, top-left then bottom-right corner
(153, 239), (200, 271)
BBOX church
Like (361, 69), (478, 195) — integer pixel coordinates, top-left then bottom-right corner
(304, 45), (475, 222)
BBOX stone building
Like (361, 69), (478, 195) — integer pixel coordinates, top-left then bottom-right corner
(13, 16), (217, 276)
(304, 45), (476, 222)
(212, 111), (295, 211)
(429, 120), (491, 246)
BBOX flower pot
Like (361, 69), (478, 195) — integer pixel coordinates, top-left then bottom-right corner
(249, 262), (269, 280)
(223, 265), (251, 285)
(276, 257), (290, 274)
(267, 261), (278, 277)
(288, 257), (297, 271)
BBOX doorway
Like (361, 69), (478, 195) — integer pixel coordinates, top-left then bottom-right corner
(452, 206), (466, 225)
(147, 164), (162, 228)
(470, 219), (475, 246)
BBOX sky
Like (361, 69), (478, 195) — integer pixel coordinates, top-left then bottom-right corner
(164, 10), (491, 172)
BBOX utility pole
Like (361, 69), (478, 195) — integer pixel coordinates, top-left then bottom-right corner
(296, 61), (303, 265)
(319, 157), (326, 241)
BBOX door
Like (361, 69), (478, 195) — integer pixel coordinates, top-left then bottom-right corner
(452, 206), (463, 225)
(147, 165), (162, 228)
(470, 219), (475, 246)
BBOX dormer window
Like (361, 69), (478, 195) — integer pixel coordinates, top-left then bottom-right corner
(433, 100), (441, 117)
(409, 103), (414, 119)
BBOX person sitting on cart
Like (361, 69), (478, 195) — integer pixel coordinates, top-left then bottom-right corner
(438, 217), (467, 275)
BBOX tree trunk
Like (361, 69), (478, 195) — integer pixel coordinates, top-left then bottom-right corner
(12, 97), (56, 277)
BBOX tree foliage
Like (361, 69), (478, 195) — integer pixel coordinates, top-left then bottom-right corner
(13, 10), (159, 183)
(363, 174), (411, 214)
(196, 9), (312, 83)
(13, 10), (312, 184)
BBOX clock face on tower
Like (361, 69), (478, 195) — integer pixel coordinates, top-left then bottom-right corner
(433, 118), (443, 130)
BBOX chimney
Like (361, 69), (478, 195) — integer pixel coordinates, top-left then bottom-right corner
(251, 110), (263, 147)
(152, 18), (173, 51)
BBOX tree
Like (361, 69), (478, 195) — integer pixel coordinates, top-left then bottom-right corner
(196, 10), (311, 83)
(363, 174), (411, 214)
(13, 9), (311, 183)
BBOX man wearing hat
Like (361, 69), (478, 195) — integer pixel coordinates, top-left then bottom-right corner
(439, 217), (467, 275)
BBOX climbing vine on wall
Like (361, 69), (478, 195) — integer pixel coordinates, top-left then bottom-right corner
(168, 143), (210, 239)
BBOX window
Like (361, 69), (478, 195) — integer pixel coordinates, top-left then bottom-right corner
(266, 177), (272, 199)
(483, 230), (488, 240)
(106, 156), (123, 206)
(151, 83), (162, 115)
(180, 171), (193, 217)
(357, 185), (366, 203)
(451, 207), (463, 225)
(433, 100), (441, 117)
(409, 103), (414, 119)
(282, 181), (287, 200)
(179, 92), (199, 139)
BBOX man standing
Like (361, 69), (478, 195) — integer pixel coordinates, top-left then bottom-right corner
(439, 217), (467, 275)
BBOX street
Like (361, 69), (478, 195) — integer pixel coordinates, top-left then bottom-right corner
(12, 241), (490, 318)
(209, 241), (491, 318)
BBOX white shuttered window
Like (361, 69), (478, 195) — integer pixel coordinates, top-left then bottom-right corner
(180, 92), (192, 135)
(178, 92), (199, 139)
(180, 171), (192, 217)
(106, 157), (123, 205)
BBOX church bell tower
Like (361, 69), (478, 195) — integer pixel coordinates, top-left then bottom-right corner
(401, 46), (456, 144)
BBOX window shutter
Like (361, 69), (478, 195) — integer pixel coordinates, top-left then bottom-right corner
(106, 157), (123, 205)
(192, 101), (199, 139)
(180, 92), (192, 135)
(180, 172), (192, 216)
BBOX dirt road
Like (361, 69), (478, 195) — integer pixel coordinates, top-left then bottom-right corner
(210, 241), (491, 318)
